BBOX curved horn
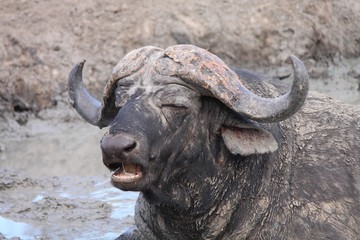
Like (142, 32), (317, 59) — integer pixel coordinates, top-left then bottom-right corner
(68, 60), (111, 128)
(232, 55), (309, 122)
(162, 45), (309, 123)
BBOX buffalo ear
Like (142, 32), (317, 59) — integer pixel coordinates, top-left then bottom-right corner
(220, 123), (278, 156)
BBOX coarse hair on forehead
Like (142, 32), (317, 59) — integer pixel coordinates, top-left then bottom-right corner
(101, 46), (163, 107)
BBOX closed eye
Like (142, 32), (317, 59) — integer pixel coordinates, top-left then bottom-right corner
(161, 104), (188, 109)
(161, 104), (189, 127)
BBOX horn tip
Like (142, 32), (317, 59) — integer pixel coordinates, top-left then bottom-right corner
(286, 55), (300, 65)
(286, 55), (309, 81)
(286, 55), (306, 70)
(76, 59), (86, 70)
(68, 59), (87, 107)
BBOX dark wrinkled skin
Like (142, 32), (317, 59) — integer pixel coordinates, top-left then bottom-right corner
(103, 74), (360, 239)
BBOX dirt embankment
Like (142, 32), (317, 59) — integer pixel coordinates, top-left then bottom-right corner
(0, 0), (360, 239)
(1, 0), (360, 115)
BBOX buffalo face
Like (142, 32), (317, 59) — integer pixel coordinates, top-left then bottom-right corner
(100, 73), (204, 192)
(100, 80), (279, 198)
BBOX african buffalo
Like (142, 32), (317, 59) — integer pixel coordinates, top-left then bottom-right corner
(68, 45), (360, 239)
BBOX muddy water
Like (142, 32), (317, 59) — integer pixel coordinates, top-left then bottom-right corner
(0, 116), (137, 239)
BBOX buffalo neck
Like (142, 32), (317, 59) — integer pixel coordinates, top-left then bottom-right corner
(134, 150), (287, 239)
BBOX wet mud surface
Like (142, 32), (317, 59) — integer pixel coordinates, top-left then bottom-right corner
(0, 170), (136, 240)
(0, 112), (137, 239)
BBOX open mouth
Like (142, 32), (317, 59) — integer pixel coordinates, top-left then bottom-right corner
(111, 163), (143, 184)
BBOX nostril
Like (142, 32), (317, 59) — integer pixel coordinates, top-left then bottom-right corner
(124, 142), (136, 152)
(101, 134), (137, 156)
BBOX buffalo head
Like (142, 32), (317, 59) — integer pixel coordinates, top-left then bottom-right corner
(68, 45), (308, 202)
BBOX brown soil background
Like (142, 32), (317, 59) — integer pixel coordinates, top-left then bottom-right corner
(1, 0), (360, 239)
